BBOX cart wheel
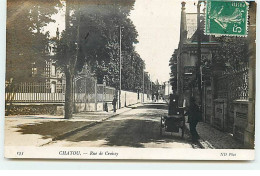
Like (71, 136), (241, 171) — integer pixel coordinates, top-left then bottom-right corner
(160, 116), (163, 136)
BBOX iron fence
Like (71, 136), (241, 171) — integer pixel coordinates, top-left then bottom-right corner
(217, 63), (249, 101)
(6, 75), (116, 106)
(5, 82), (65, 103)
(214, 63), (249, 133)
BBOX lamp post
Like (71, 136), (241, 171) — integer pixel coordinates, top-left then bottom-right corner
(143, 70), (145, 103)
(197, 0), (202, 105)
(149, 74), (151, 100)
(150, 76), (153, 100)
(119, 26), (122, 108)
(143, 71), (148, 103)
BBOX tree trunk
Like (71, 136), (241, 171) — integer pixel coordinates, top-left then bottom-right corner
(64, 69), (74, 119)
(63, 0), (82, 119)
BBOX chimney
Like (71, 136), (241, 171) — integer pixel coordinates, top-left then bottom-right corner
(180, 1), (187, 43)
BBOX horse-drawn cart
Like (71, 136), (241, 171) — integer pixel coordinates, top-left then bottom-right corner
(160, 107), (185, 138)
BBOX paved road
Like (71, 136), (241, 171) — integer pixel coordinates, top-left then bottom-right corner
(46, 103), (197, 148)
(5, 102), (244, 149)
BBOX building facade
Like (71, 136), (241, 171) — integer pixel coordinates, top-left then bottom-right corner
(170, 2), (255, 148)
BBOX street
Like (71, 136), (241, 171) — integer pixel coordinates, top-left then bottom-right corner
(5, 103), (200, 149)
(43, 103), (196, 148)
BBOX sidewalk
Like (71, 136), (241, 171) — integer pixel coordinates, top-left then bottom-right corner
(5, 105), (134, 147)
(185, 117), (244, 149)
(72, 105), (133, 121)
(6, 105), (133, 121)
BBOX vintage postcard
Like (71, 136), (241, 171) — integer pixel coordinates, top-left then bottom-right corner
(4, 0), (256, 160)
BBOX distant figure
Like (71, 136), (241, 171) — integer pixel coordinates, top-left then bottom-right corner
(154, 95), (156, 102)
(112, 96), (117, 113)
(104, 102), (108, 112)
(168, 94), (178, 115)
(185, 97), (202, 142)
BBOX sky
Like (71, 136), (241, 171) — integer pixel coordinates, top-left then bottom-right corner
(130, 0), (199, 83)
(43, 2), (65, 37)
(45, 0), (200, 83)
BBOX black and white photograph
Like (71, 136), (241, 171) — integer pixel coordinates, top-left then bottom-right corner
(4, 0), (256, 160)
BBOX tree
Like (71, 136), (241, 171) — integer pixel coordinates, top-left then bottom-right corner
(6, 0), (59, 83)
(132, 53), (145, 92)
(82, 1), (138, 90)
(55, 0), (138, 119)
(214, 36), (248, 71)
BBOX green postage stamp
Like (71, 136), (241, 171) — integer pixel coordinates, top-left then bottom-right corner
(205, 1), (249, 36)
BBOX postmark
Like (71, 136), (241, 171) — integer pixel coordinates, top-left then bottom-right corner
(205, 1), (249, 36)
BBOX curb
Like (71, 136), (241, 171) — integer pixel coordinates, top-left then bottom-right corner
(184, 122), (214, 149)
(52, 107), (132, 141)
(197, 138), (214, 149)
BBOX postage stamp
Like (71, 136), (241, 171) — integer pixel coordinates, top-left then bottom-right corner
(205, 1), (249, 36)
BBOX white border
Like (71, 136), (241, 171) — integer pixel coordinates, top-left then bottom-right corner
(4, 147), (255, 160)
(0, 0), (259, 170)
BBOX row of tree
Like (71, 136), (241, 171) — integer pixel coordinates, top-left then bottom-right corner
(6, 0), (154, 118)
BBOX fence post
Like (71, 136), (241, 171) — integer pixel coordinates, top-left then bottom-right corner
(73, 78), (76, 113)
(102, 84), (105, 111)
(125, 92), (127, 107)
(85, 77), (87, 111)
(95, 79), (97, 111)
(102, 84), (104, 103)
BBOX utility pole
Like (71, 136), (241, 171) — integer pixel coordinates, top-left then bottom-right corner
(149, 74), (151, 100)
(168, 81), (170, 96)
(197, 1), (202, 105)
(150, 75), (153, 101)
(119, 26), (122, 109)
(142, 69), (144, 103)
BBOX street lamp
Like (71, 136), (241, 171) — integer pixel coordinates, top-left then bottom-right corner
(116, 8), (123, 109)
(117, 25), (124, 109)
(197, 0), (203, 105)
(143, 70), (144, 103)
(143, 71), (148, 103)
(149, 74), (151, 100)
(119, 26), (122, 108)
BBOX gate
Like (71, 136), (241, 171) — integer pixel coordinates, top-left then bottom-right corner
(74, 75), (116, 112)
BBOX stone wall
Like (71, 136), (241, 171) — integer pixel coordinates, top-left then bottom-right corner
(74, 90), (149, 113)
(6, 90), (149, 115)
(120, 90), (138, 107)
(6, 104), (64, 115)
(213, 99), (228, 131)
(233, 100), (249, 143)
(204, 87), (213, 124)
(74, 102), (103, 112)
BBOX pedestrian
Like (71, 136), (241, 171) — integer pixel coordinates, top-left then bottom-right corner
(168, 94), (178, 115)
(112, 96), (117, 113)
(185, 97), (202, 142)
(104, 102), (108, 112)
